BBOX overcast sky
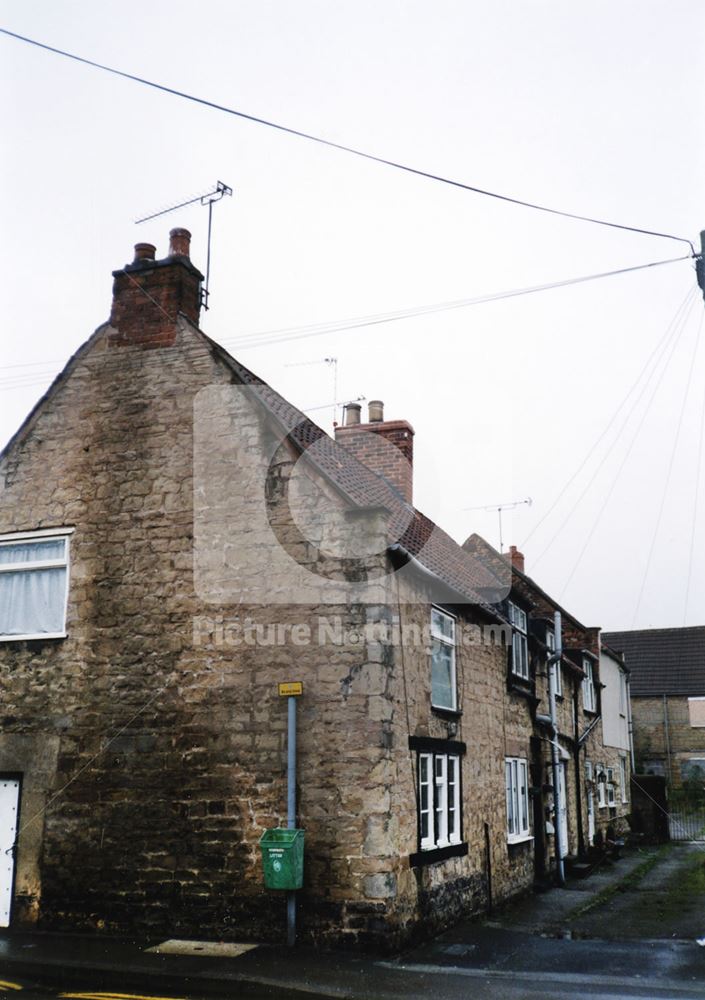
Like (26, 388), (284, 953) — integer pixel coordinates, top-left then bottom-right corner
(1, 1), (704, 631)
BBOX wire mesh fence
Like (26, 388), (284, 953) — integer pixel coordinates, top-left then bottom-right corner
(669, 805), (705, 841)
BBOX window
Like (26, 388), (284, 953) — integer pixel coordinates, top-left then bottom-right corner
(582, 657), (596, 712)
(0, 529), (72, 641)
(619, 757), (628, 804)
(547, 628), (561, 697)
(619, 672), (628, 717)
(596, 763), (606, 807)
(508, 601), (529, 680)
(505, 757), (531, 842)
(431, 608), (456, 710)
(595, 763), (614, 808)
(688, 698), (705, 728)
(418, 752), (461, 850)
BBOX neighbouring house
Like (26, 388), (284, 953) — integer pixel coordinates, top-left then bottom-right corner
(464, 541), (633, 869)
(603, 627), (705, 789)
(0, 230), (628, 947)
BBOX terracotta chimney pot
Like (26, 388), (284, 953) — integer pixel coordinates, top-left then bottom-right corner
(169, 228), (192, 258)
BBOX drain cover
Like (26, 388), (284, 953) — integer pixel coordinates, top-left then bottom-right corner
(146, 940), (258, 958)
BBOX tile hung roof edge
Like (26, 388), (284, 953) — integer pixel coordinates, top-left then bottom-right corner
(201, 330), (410, 511)
(511, 563), (591, 633)
(465, 533), (595, 635)
(389, 544), (503, 623)
(202, 330), (504, 606)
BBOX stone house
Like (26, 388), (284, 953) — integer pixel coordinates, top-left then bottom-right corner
(0, 230), (629, 946)
(464, 540), (632, 865)
(603, 627), (705, 789)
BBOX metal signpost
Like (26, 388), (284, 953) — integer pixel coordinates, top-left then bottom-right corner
(278, 681), (303, 946)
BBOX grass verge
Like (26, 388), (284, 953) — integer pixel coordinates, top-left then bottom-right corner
(566, 845), (670, 921)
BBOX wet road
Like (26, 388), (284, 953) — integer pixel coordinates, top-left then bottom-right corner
(0, 977), (323, 1000)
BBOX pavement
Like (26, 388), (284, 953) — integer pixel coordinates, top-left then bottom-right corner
(2, 842), (705, 999)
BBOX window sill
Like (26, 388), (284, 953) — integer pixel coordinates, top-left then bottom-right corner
(510, 671), (531, 684)
(0, 632), (67, 642)
(508, 681), (538, 706)
(410, 841), (468, 868)
(507, 834), (534, 846)
(431, 705), (462, 721)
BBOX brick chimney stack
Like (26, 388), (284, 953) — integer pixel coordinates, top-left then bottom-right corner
(108, 229), (204, 349)
(334, 400), (415, 504)
(506, 545), (525, 574)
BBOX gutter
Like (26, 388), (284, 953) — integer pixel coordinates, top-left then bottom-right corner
(388, 542), (502, 622)
(547, 611), (566, 886)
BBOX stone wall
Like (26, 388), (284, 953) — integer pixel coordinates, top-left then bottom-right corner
(0, 297), (538, 949)
(633, 696), (705, 787)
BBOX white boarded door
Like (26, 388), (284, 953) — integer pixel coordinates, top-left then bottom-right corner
(0, 778), (20, 928)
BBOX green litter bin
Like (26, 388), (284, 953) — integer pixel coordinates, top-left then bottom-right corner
(259, 827), (305, 890)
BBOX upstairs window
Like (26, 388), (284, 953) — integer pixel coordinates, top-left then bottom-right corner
(431, 608), (456, 710)
(582, 657), (596, 712)
(547, 627), (562, 697)
(508, 601), (529, 680)
(0, 530), (72, 641)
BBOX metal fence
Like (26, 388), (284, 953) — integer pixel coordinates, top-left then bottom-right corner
(669, 805), (705, 841)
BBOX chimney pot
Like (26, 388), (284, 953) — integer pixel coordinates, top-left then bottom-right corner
(133, 243), (156, 263)
(368, 400), (384, 423)
(345, 402), (362, 426)
(169, 227), (192, 258)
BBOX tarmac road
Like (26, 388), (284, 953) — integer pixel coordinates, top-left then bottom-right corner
(0, 973), (321, 1000)
(2, 844), (705, 1000)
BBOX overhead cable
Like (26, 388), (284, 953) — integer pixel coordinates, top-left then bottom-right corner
(0, 27), (696, 254)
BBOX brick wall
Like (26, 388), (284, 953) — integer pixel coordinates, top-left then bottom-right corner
(335, 420), (414, 504)
(633, 696), (705, 787)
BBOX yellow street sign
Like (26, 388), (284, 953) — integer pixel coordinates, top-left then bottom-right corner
(278, 681), (303, 697)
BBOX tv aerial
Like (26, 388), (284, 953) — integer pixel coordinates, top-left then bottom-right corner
(135, 180), (233, 310)
(464, 497), (533, 553)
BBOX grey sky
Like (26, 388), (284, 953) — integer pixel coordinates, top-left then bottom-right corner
(1, 1), (704, 630)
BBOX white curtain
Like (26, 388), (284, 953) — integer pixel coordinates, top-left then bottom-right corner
(0, 540), (67, 635)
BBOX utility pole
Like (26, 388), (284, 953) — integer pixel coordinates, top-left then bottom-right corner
(697, 231), (705, 300)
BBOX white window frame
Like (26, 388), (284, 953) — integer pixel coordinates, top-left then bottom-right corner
(606, 766), (616, 807)
(505, 756), (532, 843)
(508, 601), (529, 680)
(418, 751), (461, 851)
(619, 756), (628, 804)
(547, 628), (562, 697)
(430, 607), (457, 711)
(582, 657), (596, 713)
(0, 528), (73, 642)
(619, 672), (628, 718)
(687, 697), (705, 728)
